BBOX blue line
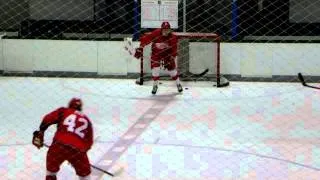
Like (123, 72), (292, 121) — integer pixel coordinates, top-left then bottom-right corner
(231, 0), (238, 40)
(133, 0), (139, 41)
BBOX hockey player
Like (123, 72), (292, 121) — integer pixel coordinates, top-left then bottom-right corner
(134, 21), (183, 94)
(32, 98), (93, 180)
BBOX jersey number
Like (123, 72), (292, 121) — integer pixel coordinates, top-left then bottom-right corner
(63, 114), (88, 138)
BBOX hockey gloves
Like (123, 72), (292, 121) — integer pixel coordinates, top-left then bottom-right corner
(134, 47), (143, 59)
(32, 130), (44, 149)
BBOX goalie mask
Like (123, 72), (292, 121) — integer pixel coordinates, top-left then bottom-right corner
(161, 21), (172, 36)
(68, 98), (82, 111)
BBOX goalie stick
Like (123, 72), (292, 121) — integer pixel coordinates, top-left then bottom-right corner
(298, 73), (320, 90)
(43, 143), (123, 177)
(179, 68), (209, 79)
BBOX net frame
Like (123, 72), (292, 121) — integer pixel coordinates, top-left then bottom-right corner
(136, 32), (230, 87)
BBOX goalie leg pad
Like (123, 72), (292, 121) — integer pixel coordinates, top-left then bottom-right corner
(152, 67), (160, 81)
(168, 69), (179, 80)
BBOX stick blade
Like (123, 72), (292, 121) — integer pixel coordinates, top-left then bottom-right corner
(112, 167), (124, 177)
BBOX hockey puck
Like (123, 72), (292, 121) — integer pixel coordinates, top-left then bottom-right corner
(185, 87), (188, 90)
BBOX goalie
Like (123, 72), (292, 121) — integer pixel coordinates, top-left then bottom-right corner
(134, 21), (183, 94)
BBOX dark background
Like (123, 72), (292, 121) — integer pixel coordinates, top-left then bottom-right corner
(1, 0), (319, 39)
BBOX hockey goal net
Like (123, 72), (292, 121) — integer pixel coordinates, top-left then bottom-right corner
(136, 32), (229, 87)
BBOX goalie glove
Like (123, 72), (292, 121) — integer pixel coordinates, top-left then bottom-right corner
(32, 130), (44, 149)
(134, 47), (143, 59)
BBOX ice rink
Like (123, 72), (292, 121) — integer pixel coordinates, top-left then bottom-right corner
(0, 77), (320, 180)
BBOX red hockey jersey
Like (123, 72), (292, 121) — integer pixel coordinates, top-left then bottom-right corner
(140, 29), (178, 59)
(42, 107), (93, 152)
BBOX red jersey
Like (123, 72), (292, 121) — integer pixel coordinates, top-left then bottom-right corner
(42, 107), (93, 152)
(140, 29), (178, 59)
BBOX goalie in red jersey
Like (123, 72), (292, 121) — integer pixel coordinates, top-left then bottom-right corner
(32, 98), (93, 180)
(134, 21), (183, 94)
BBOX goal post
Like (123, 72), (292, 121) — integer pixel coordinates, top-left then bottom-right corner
(136, 32), (230, 87)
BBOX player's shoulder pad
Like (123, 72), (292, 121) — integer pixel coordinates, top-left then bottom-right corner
(153, 28), (162, 34)
(57, 107), (67, 111)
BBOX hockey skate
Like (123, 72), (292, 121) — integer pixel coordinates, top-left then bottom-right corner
(177, 83), (183, 93)
(151, 85), (158, 95)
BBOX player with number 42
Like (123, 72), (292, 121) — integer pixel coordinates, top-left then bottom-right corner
(32, 98), (94, 180)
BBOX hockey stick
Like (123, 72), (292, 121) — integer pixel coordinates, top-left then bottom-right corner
(179, 68), (209, 78)
(298, 73), (320, 90)
(43, 143), (119, 177)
